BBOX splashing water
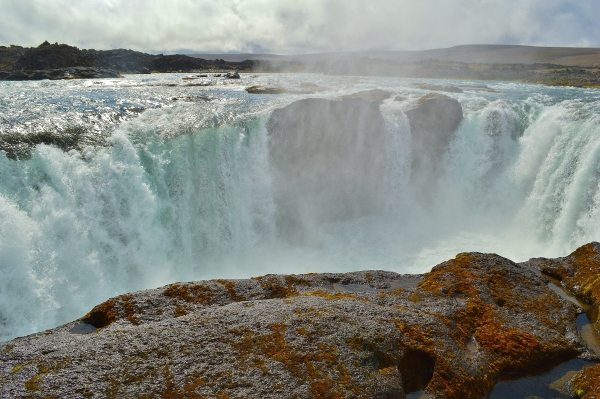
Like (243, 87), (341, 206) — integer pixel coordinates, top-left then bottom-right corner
(1, 74), (599, 340)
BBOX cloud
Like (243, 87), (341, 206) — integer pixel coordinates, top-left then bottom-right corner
(0, 0), (598, 53)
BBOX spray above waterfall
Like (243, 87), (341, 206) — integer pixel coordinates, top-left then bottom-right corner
(0, 74), (599, 341)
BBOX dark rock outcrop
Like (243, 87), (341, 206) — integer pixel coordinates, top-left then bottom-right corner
(246, 85), (286, 94)
(224, 71), (240, 79)
(0, 66), (121, 81)
(405, 94), (463, 190)
(267, 96), (387, 244)
(0, 246), (592, 399)
(0, 41), (256, 80)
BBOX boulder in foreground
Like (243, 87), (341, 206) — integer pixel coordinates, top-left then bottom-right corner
(2, 245), (596, 399)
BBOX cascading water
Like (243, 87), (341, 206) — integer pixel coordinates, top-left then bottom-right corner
(0, 74), (599, 341)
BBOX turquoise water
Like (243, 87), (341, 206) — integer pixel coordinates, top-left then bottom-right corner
(1, 74), (600, 341)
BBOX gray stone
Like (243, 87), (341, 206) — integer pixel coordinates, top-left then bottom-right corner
(224, 71), (240, 79)
(0, 250), (586, 399)
(405, 94), (463, 191)
(267, 96), (387, 244)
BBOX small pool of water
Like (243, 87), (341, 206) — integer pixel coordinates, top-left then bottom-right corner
(489, 358), (597, 399)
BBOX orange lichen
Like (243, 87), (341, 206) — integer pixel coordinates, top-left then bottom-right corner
(378, 366), (397, 377)
(82, 298), (117, 328)
(216, 280), (246, 302)
(407, 291), (423, 302)
(82, 293), (145, 328)
(571, 363), (600, 399)
(229, 323), (368, 397)
(163, 283), (216, 306)
(568, 243), (600, 303)
(174, 303), (189, 317)
(478, 327), (542, 372)
(545, 243), (600, 399)
(24, 374), (42, 391)
(252, 274), (311, 298)
(120, 294), (139, 325)
(302, 290), (368, 302)
(418, 253), (480, 298)
(393, 320), (436, 351)
(160, 366), (207, 399)
(24, 357), (72, 392)
(293, 307), (332, 317)
(427, 356), (491, 399)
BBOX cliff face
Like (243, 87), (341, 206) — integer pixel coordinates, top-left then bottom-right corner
(2, 245), (597, 399)
(267, 96), (388, 244)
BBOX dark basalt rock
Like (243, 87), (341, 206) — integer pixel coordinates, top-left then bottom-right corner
(266, 96), (387, 244)
(224, 71), (240, 79)
(0, 246), (593, 399)
(0, 67), (121, 81)
(0, 41), (256, 80)
(246, 85), (287, 94)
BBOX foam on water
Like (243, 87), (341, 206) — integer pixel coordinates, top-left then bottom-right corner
(1, 74), (600, 340)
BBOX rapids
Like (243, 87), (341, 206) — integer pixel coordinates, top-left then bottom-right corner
(1, 73), (599, 341)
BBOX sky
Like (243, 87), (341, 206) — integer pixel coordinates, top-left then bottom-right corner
(1, 0), (599, 54)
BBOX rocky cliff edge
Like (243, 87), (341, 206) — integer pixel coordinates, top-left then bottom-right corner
(3, 244), (600, 398)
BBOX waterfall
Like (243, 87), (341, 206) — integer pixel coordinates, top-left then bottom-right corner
(1, 75), (599, 341)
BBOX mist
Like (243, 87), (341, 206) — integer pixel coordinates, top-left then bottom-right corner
(0, 0), (598, 53)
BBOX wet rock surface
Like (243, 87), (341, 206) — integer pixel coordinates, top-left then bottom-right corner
(246, 85), (287, 94)
(267, 96), (388, 244)
(412, 83), (463, 93)
(406, 93), (463, 193)
(336, 89), (394, 103)
(0, 248), (591, 399)
(523, 242), (600, 399)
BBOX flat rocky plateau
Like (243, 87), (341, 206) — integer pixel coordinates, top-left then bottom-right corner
(2, 243), (600, 398)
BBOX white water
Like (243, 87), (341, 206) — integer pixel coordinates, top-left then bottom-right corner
(1, 74), (599, 341)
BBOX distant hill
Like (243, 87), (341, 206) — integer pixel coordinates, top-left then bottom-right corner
(1, 42), (598, 88)
(0, 41), (255, 74)
(188, 44), (600, 67)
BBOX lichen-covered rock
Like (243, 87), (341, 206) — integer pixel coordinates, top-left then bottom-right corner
(0, 250), (586, 399)
(523, 242), (600, 399)
(267, 96), (388, 244)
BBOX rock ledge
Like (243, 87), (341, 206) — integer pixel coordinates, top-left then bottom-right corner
(2, 245), (598, 398)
